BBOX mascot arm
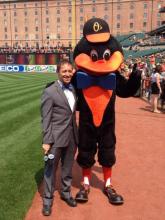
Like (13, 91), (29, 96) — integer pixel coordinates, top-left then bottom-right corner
(116, 66), (141, 98)
(71, 73), (80, 111)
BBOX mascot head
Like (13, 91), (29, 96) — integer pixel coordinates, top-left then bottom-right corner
(74, 18), (124, 75)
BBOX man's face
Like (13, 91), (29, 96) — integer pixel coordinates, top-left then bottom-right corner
(58, 63), (74, 85)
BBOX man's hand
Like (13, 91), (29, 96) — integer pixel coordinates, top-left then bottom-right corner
(42, 144), (51, 155)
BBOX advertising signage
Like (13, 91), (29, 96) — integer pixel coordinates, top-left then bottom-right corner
(0, 65), (57, 73)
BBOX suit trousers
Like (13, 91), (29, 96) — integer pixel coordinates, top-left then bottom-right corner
(43, 132), (76, 206)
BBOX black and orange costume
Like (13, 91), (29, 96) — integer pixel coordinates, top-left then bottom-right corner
(73, 18), (141, 204)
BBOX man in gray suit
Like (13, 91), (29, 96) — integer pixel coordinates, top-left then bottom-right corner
(41, 60), (78, 216)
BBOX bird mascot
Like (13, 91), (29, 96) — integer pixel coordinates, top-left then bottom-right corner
(73, 18), (141, 205)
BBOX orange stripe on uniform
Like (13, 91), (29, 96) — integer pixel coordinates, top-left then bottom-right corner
(83, 86), (113, 127)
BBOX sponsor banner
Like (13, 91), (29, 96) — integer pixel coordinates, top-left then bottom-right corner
(24, 65), (57, 73)
(0, 65), (57, 73)
(0, 65), (24, 72)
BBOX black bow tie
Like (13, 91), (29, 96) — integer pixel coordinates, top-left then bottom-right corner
(62, 83), (73, 91)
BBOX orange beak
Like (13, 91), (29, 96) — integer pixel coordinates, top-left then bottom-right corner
(75, 51), (124, 74)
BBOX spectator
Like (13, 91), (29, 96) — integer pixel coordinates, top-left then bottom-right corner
(150, 64), (162, 113)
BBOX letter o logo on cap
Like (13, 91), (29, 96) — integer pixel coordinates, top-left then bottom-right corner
(93, 22), (102, 32)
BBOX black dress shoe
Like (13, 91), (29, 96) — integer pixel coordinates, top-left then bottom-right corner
(42, 205), (52, 216)
(103, 185), (124, 205)
(75, 184), (90, 203)
(61, 196), (77, 207)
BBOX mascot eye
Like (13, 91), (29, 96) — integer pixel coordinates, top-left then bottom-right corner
(103, 49), (111, 60)
(90, 50), (98, 61)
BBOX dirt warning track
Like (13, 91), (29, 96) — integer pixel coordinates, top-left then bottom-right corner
(25, 97), (165, 220)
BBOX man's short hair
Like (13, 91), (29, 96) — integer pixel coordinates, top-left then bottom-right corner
(57, 60), (72, 73)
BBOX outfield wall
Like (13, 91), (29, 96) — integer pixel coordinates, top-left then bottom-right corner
(0, 52), (71, 65)
(0, 65), (57, 73)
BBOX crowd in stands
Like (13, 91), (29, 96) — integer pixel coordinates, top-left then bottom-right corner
(118, 32), (165, 53)
(139, 35), (165, 46)
(119, 52), (165, 113)
(0, 44), (73, 54)
(0, 32), (164, 55)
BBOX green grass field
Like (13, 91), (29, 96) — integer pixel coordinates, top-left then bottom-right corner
(0, 72), (57, 220)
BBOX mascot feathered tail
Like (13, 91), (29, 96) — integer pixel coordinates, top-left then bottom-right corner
(73, 18), (141, 205)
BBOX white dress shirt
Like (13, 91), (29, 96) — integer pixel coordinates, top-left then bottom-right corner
(58, 80), (75, 112)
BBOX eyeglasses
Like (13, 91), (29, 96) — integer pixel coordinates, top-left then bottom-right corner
(44, 154), (55, 162)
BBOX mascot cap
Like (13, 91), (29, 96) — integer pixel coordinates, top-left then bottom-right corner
(83, 18), (110, 43)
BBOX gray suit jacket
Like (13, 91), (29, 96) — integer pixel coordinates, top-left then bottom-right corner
(41, 80), (78, 147)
